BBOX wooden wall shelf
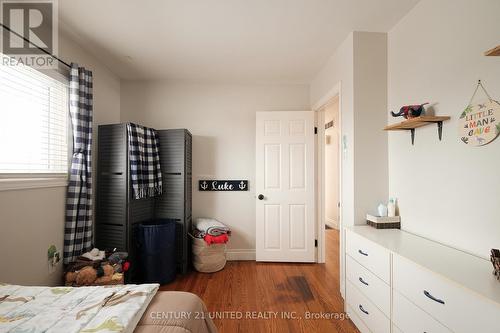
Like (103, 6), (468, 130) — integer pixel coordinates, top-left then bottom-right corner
(485, 45), (500, 56)
(384, 116), (451, 145)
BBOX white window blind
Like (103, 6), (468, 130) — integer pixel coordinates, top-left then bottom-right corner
(0, 54), (69, 174)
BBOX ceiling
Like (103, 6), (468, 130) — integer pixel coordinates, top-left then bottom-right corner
(59, 0), (419, 83)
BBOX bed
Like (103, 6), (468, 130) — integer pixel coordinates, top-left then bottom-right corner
(0, 283), (217, 333)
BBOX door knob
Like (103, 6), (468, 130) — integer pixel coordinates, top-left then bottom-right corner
(258, 194), (265, 200)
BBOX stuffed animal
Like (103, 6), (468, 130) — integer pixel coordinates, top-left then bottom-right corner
(65, 271), (78, 284)
(65, 263), (115, 286)
(108, 252), (129, 273)
(75, 266), (97, 286)
(108, 252), (128, 264)
(94, 264), (115, 284)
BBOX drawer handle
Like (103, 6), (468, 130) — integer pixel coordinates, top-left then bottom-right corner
(358, 249), (368, 256)
(359, 277), (369, 286)
(358, 304), (369, 315)
(423, 290), (445, 305)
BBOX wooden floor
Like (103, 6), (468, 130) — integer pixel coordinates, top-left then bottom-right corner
(161, 229), (359, 333)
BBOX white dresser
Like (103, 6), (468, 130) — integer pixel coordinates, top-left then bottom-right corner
(345, 226), (500, 333)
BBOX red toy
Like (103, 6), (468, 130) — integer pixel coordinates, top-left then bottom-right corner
(122, 261), (130, 272)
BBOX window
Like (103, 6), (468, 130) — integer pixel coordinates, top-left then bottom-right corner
(0, 54), (69, 176)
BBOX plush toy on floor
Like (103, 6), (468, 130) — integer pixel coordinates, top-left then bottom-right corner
(94, 264), (115, 284)
(65, 263), (115, 286)
(64, 248), (130, 286)
(107, 251), (129, 273)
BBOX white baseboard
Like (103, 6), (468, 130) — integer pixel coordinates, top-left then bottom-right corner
(326, 217), (339, 229)
(226, 249), (256, 261)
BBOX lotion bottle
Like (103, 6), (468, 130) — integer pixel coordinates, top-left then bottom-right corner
(387, 198), (397, 217)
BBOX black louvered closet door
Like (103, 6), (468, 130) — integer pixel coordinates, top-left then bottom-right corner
(96, 125), (192, 279)
(156, 129), (192, 274)
(95, 124), (129, 252)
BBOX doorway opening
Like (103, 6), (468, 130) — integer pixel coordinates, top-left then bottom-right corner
(316, 95), (341, 266)
(323, 96), (340, 233)
(314, 82), (345, 297)
(314, 82), (343, 286)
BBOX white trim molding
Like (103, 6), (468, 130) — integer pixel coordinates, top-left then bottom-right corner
(0, 177), (68, 191)
(226, 249), (256, 261)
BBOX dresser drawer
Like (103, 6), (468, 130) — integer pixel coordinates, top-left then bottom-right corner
(393, 289), (451, 333)
(345, 304), (371, 333)
(346, 254), (390, 316)
(346, 280), (390, 333)
(346, 229), (390, 283)
(393, 254), (500, 333)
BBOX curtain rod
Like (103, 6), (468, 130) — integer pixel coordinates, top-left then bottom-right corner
(0, 23), (71, 68)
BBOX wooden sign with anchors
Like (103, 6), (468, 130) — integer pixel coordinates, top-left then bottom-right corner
(199, 180), (249, 191)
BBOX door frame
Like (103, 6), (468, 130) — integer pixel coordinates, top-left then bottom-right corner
(313, 81), (342, 264)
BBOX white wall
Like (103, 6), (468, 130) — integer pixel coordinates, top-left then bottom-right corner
(0, 188), (66, 286)
(388, 0), (500, 258)
(120, 82), (310, 259)
(311, 33), (355, 228)
(60, 31), (121, 126)
(311, 31), (388, 228)
(353, 32), (389, 223)
(311, 31), (388, 296)
(0, 31), (121, 286)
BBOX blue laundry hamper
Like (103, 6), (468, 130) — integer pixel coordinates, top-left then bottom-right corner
(137, 219), (176, 284)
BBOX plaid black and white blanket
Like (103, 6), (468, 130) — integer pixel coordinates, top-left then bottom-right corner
(127, 123), (162, 199)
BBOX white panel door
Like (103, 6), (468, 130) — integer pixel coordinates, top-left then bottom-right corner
(256, 111), (315, 262)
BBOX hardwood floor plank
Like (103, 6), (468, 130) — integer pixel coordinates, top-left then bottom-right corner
(160, 229), (360, 333)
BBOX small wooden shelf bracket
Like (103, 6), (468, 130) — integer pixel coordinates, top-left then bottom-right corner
(437, 121), (443, 141)
(409, 128), (415, 145)
(384, 116), (450, 145)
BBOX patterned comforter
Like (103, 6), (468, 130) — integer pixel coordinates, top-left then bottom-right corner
(0, 283), (159, 333)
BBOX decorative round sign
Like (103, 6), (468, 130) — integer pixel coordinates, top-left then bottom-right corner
(459, 99), (500, 146)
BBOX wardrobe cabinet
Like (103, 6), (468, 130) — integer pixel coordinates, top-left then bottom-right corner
(345, 226), (500, 333)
